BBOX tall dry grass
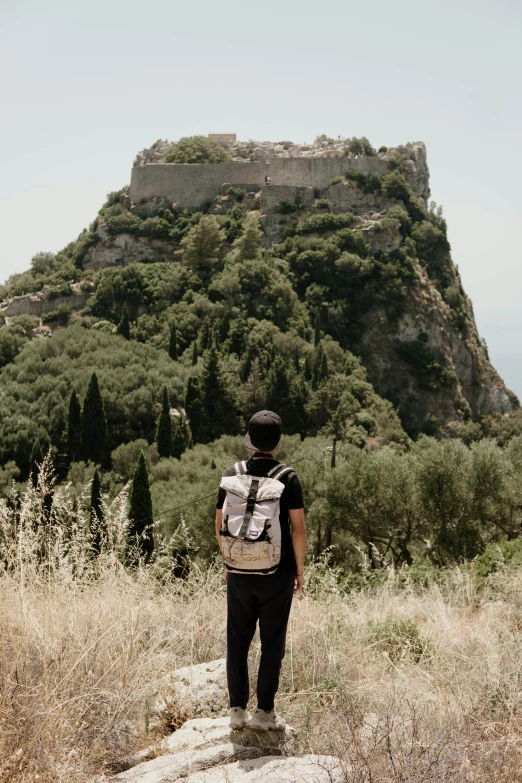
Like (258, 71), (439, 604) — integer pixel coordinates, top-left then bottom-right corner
(2, 459), (522, 781)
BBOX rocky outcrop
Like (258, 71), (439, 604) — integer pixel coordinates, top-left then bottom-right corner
(101, 659), (348, 783)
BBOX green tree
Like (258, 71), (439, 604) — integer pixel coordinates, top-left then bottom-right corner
(127, 453), (154, 565)
(172, 412), (191, 459)
(116, 304), (131, 339)
(265, 355), (306, 435)
(314, 314), (321, 346)
(168, 323), (178, 360)
(81, 372), (108, 464)
(67, 390), (82, 462)
(181, 216), (225, 270)
(185, 375), (204, 443)
(234, 216), (262, 260)
(192, 341), (198, 366)
(30, 439), (44, 488)
(156, 386), (172, 458)
(162, 135), (231, 164)
(89, 468), (106, 555)
(198, 344), (242, 443)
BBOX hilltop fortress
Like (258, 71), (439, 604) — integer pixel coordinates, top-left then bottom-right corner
(129, 137), (430, 210)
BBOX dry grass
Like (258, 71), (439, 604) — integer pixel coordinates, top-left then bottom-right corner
(2, 464), (522, 781)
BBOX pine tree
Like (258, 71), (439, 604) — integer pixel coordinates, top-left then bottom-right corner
(67, 390), (82, 461)
(156, 387), (172, 458)
(30, 439), (44, 488)
(127, 453), (154, 565)
(234, 216), (262, 260)
(265, 355), (306, 436)
(181, 216), (224, 269)
(172, 413), (191, 459)
(116, 304), (131, 339)
(314, 314), (321, 346)
(199, 319), (210, 352)
(168, 323), (178, 360)
(191, 341), (198, 366)
(198, 344), (241, 443)
(81, 373), (108, 464)
(89, 468), (106, 555)
(185, 375), (204, 443)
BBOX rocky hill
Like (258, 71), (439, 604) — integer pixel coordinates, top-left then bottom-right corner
(0, 136), (517, 467)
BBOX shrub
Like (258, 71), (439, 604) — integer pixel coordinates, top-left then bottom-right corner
(315, 199), (331, 210)
(273, 200), (305, 214)
(366, 618), (431, 663)
(225, 187), (246, 202)
(344, 136), (377, 157)
(328, 176), (344, 186)
(296, 213), (355, 235)
(345, 170), (383, 194)
(378, 145), (388, 153)
(381, 172), (426, 222)
(42, 305), (72, 326)
(162, 136), (232, 164)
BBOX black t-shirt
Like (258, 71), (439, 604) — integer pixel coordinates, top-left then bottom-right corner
(216, 455), (304, 576)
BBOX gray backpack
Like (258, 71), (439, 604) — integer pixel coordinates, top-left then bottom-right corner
(219, 460), (294, 575)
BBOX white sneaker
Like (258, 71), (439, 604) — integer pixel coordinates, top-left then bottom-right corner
(229, 706), (250, 729)
(248, 707), (286, 731)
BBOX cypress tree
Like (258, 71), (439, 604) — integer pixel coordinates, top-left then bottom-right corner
(81, 373), (108, 465)
(198, 344), (241, 443)
(89, 468), (106, 555)
(168, 324), (178, 361)
(127, 453), (154, 565)
(304, 354), (313, 382)
(314, 314), (321, 346)
(234, 215), (262, 260)
(319, 351), (329, 382)
(293, 348), (300, 375)
(199, 319), (210, 352)
(265, 355), (306, 436)
(30, 439), (44, 488)
(219, 310), (231, 342)
(185, 376), (204, 443)
(172, 413), (190, 459)
(67, 391), (82, 461)
(156, 387), (172, 458)
(191, 341), (198, 366)
(116, 304), (131, 339)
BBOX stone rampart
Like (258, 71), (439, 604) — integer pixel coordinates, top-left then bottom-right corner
(130, 156), (402, 210)
(0, 291), (90, 318)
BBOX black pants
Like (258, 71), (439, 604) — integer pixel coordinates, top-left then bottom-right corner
(226, 567), (294, 712)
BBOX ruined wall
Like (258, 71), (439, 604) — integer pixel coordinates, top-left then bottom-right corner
(129, 155), (403, 209)
(0, 291), (90, 318)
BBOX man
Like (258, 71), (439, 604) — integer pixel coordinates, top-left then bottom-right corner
(215, 410), (307, 731)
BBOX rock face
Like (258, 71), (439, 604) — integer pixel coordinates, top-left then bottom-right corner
(153, 659), (228, 723)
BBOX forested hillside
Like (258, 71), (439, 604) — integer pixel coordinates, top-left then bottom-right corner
(1, 136), (521, 573)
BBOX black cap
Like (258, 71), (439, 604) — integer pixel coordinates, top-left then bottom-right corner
(244, 410), (282, 451)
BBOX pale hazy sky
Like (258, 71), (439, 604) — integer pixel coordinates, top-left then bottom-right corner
(1, 0), (521, 395)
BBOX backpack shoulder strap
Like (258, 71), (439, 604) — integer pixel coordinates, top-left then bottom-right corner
(267, 463), (295, 481)
(234, 460), (248, 476)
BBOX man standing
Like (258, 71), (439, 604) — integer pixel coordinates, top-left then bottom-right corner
(215, 410), (307, 731)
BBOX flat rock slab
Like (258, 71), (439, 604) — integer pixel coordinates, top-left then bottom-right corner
(185, 755), (348, 782)
(109, 742), (260, 783)
(163, 717), (296, 755)
(154, 659), (227, 718)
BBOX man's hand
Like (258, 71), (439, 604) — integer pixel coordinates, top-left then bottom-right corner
(294, 573), (304, 593)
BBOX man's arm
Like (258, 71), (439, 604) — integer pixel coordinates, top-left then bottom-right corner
(289, 507), (307, 593)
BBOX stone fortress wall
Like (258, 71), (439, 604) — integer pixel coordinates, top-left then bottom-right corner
(129, 147), (429, 210)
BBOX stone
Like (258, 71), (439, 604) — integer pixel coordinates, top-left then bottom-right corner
(185, 754), (348, 782)
(109, 717), (298, 783)
(153, 659), (227, 720)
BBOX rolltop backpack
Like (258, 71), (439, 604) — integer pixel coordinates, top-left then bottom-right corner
(218, 460), (295, 575)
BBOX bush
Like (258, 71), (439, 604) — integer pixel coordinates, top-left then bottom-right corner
(273, 200), (305, 214)
(344, 137), (377, 157)
(315, 199), (331, 211)
(328, 176), (344, 186)
(42, 304), (71, 327)
(345, 170), (383, 194)
(296, 213), (355, 235)
(162, 136), (232, 164)
(366, 618), (431, 663)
